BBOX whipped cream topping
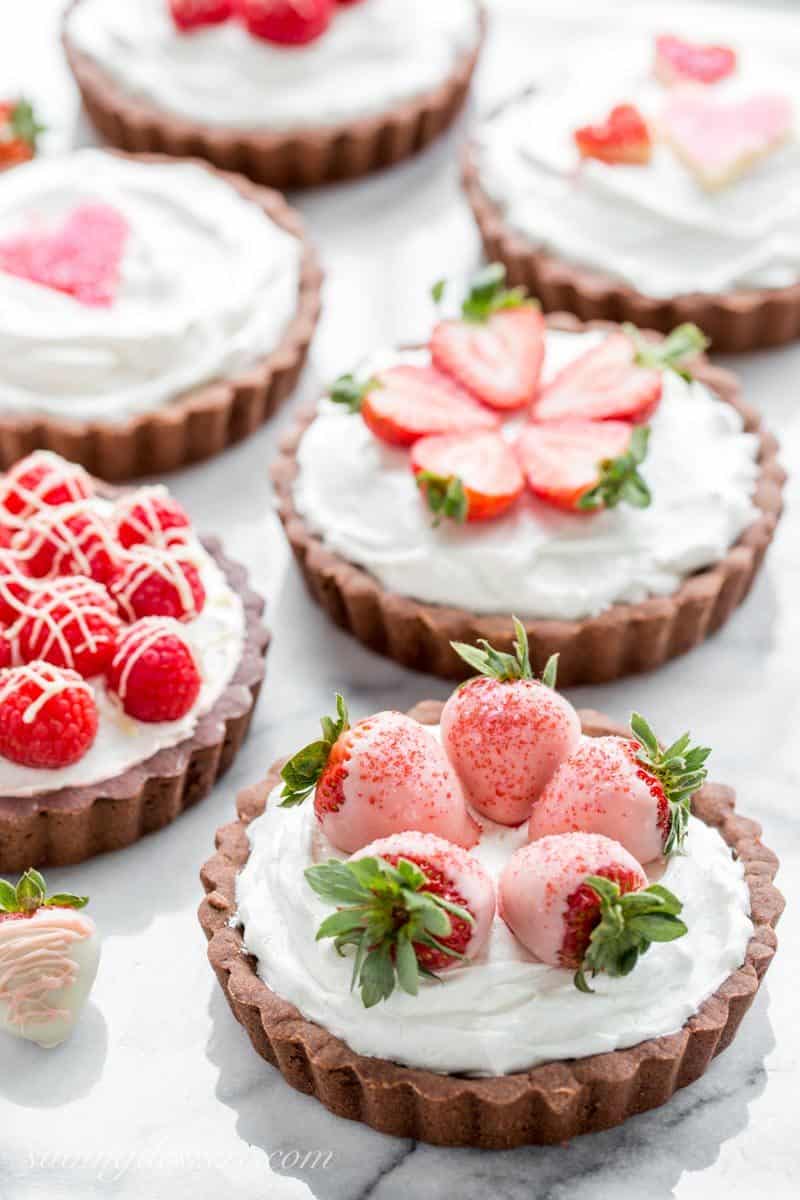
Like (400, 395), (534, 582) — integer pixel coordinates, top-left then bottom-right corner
(474, 41), (800, 296)
(292, 331), (760, 621)
(0, 150), (300, 423)
(237, 743), (753, 1077)
(67, 0), (481, 132)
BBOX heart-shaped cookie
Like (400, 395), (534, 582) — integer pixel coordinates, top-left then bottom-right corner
(654, 35), (737, 87)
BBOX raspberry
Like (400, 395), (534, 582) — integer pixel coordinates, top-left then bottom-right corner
(0, 523), (12, 548)
(114, 487), (191, 551)
(0, 550), (32, 625)
(0, 661), (98, 768)
(1, 451), (92, 520)
(13, 503), (118, 583)
(18, 576), (121, 678)
(237, 0), (333, 46)
(107, 618), (202, 723)
(109, 547), (205, 623)
(0, 632), (11, 669)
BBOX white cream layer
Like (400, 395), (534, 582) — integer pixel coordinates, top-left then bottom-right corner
(474, 41), (800, 296)
(67, 0), (481, 132)
(291, 331), (760, 621)
(0, 150), (300, 423)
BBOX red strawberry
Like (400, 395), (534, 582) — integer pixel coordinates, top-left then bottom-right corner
(279, 696), (480, 854)
(654, 34), (737, 87)
(529, 713), (710, 862)
(331, 365), (498, 448)
(114, 486), (191, 550)
(237, 0), (333, 45)
(411, 431), (525, 524)
(18, 577), (121, 679)
(0, 661), (98, 768)
(109, 547), (205, 623)
(516, 420), (652, 513)
(169, 0), (234, 31)
(0, 99), (44, 171)
(107, 618), (201, 723)
(13, 504), (118, 583)
(499, 832), (687, 990)
(306, 831), (495, 1006)
(430, 265), (545, 411)
(574, 104), (652, 165)
(1, 451), (93, 521)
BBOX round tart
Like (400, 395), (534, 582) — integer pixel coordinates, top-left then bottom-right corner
(0, 452), (269, 870)
(0, 149), (321, 479)
(63, 0), (485, 191)
(200, 669), (783, 1148)
(464, 32), (800, 352)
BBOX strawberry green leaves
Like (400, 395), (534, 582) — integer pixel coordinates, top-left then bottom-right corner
(416, 470), (468, 526)
(630, 712), (711, 855)
(9, 99), (45, 150)
(451, 616), (558, 687)
(0, 868), (88, 915)
(574, 875), (688, 993)
(577, 425), (652, 512)
(433, 263), (532, 324)
(280, 694), (349, 808)
(625, 322), (709, 382)
(329, 374), (380, 413)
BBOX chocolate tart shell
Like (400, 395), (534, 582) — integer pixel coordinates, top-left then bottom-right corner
(0, 539), (269, 871)
(199, 703), (783, 1149)
(63, 1), (485, 191)
(270, 314), (785, 683)
(462, 133), (800, 354)
(0, 155), (322, 481)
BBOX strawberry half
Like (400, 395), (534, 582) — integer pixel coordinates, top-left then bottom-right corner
(516, 421), (651, 514)
(411, 431), (524, 524)
(430, 264), (545, 411)
(654, 34), (737, 87)
(574, 104), (652, 165)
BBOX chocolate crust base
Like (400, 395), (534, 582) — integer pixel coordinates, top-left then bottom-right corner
(63, 1), (485, 191)
(199, 703), (784, 1149)
(270, 314), (785, 684)
(0, 540), (269, 871)
(0, 155), (322, 481)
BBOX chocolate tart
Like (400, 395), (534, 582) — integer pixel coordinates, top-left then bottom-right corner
(199, 703), (783, 1149)
(0, 539), (269, 871)
(63, 1), (485, 192)
(270, 314), (785, 684)
(0, 155), (322, 481)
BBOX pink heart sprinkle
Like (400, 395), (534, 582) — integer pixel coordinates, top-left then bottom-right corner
(0, 203), (130, 307)
(660, 90), (794, 189)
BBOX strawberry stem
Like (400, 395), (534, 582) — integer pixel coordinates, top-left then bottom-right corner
(279, 694), (350, 808)
(574, 876), (687, 993)
(329, 374), (380, 414)
(9, 98), (45, 149)
(629, 712), (711, 854)
(451, 617), (558, 687)
(624, 322), (709, 381)
(0, 868), (87, 916)
(416, 470), (468, 526)
(459, 263), (533, 323)
(577, 425), (652, 512)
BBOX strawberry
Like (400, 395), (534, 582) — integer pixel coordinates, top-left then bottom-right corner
(13, 503), (119, 583)
(237, 0), (333, 45)
(1, 451), (93, 521)
(169, 0), (234, 31)
(499, 832), (688, 991)
(0, 661), (98, 768)
(516, 420), (652, 513)
(330, 365), (498, 448)
(114, 486), (191, 550)
(441, 620), (581, 826)
(279, 696), (480, 854)
(107, 618), (202, 723)
(574, 104), (652, 166)
(654, 34), (737, 87)
(0, 99), (44, 171)
(109, 546), (205, 623)
(306, 832), (495, 1007)
(529, 713), (710, 862)
(430, 265), (545, 411)
(17, 577), (121, 679)
(411, 431), (525, 524)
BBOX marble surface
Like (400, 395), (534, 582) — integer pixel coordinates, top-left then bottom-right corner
(1, 2), (798, 1198)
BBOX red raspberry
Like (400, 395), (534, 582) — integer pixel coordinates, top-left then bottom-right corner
(0, 523), (12, 548)
(170, 0), (233, 30)
(107, 618), (202, 723)
(1, 451), (93, 520)
(237, 0), (333, 45)
(114, 487), (191, 551)
(0, 632), (11, 669)
(109, 547), (205, 623)
(18, 576), (121, 679)
(0, 661), (98, 768)
(0, 550), (32, 625)
(13, 503), (118, 583)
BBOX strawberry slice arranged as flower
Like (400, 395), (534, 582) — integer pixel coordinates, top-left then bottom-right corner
(0, 99), (44, 170)
(430, 264), (545, 411)
(411, 431), (524, 524)
(574, 104), (652, 166)
(330, 365), (498, 448)
(654, 34), (737, 87)
(516, 420), (652, 514)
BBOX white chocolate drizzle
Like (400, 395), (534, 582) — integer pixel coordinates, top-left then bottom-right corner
(110, 545), (202, 622)
(0, 661), (94, 724)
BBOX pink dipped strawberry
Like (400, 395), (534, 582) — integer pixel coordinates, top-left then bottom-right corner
(441, 620), (580, 826)
(17, 576), (121, 678)
(499, 832), (688, 991)
(430, 265), (545, 411)
(654, 34), (737, 87)
(279, 696), (480, 854)
(516, 421), (652, 513)
(114, 486), (191, 550)
(0, 661), (98, 768)
(169, 0), (234, 31)
(1, 451), (93, 521)
(237, 0), (333, 45)
(529, 714), (710, 862)
(411, 431), (524, 524)
(306, 832), (495, 1006)
(574, 104), (652, 165)
(107, 618), (201, 723)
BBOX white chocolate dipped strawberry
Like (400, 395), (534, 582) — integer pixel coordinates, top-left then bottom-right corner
(499, 832), (687, 992)
(440, 621), (580, 826)
(528, 714), (711, 863)
(0, 868), (100, 1048)
(280, 696), (480, 854)
(306, 832), (495, 1007)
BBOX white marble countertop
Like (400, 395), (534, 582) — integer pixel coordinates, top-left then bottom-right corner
(1, 2), (798, 1198)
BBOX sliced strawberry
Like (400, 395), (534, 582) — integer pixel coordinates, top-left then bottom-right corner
(516, 420), (651, 513)
(330, 366), (498, 448)
(411, 431), (524, 524)
(574, 104), (652, 166)
(169, 0), (233, 31)
(654, 34), (737, 87)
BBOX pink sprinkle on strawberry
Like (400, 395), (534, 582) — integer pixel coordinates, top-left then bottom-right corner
(411, 430), (525, 524)
(114, 486), (191, 551)
(109, 546), (205, 623)
(0, 661), (98, 768)
(1, 451), (93, 521)
(574, 104), (652, 166)
(516, 420), (652, 514)
(107, 618), (201, 723)
(654, 34), (737, 87)
(17, 576), (121, 679)
(169, 0), (234, 31)
(237, 0), (333, 45)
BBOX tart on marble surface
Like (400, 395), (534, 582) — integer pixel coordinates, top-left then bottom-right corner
(62, 0), (485, 191)
(0, 149), (321, 480)
(0, 452), (269, 870)
(199, 648), (783, 1147)
(464, 31), (800, 352)
(271, 270), (783, 683)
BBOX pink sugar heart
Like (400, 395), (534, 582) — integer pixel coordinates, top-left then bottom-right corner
(0, 203), (129, 307)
